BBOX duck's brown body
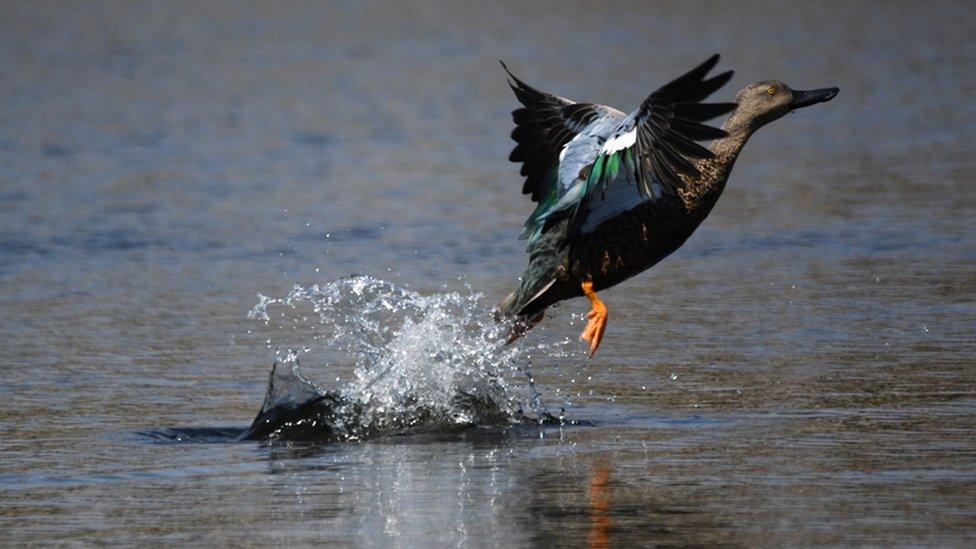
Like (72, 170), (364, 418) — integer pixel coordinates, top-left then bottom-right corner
(500, 154), (732, 318)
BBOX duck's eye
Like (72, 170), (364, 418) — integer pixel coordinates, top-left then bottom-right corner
(766, 86), (777, 96)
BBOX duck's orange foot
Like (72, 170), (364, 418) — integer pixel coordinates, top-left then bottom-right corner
(579, 281), (608, 357)
(580, 308), (608, 356)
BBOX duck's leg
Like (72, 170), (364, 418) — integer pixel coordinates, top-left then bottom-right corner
(580, 280), (608, 357)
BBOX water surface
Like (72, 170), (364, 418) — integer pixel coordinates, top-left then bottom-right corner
(2, 1), (975, 545)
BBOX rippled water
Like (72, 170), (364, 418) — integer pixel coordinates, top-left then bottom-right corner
(2, 1), (975, 545)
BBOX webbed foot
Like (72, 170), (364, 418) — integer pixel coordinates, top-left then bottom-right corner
(580, 280), (608, 357)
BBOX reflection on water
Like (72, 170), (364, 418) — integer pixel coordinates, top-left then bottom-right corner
(587, 461), (611, 549)
(2, 0), (976, 545)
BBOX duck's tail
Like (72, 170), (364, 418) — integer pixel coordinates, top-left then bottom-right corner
(496, 290), (519, 318)
(495, 291), (546, 345)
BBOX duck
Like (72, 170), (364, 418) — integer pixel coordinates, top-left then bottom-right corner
(496, 54), (838, 356)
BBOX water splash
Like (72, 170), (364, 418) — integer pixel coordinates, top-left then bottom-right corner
(246, 276), (561, 441)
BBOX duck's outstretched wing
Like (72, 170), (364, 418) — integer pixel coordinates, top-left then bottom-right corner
(565, 55), (736, 238)
(502, 62), (624, 241)
(503, 62), (605, 201)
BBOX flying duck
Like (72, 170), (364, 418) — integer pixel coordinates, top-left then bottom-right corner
(497, 54), (838, 356)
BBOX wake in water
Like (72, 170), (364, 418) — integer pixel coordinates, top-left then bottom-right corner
(239, 275), (570, 442)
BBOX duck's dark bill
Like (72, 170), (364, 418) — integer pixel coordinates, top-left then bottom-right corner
(790, 87), (839, 110)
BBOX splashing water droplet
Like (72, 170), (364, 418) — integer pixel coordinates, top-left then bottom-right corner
(247, 275), (563, 439)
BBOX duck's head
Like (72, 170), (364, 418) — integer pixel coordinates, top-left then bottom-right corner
(731, 80), (839, 131)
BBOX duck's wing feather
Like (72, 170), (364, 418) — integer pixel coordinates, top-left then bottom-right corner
(502, 62), (618, 202)
(565, 54), (736, 239)
(502, 62), (626, 242)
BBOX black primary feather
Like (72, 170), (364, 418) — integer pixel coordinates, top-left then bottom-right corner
(501, 61), (602, 203)
(627, 54), (733, 196)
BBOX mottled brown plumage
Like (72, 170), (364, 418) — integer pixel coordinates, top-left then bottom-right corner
(501, 150), (732, 318)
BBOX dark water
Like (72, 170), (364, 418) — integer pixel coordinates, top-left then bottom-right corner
(2, 1), (976, 545)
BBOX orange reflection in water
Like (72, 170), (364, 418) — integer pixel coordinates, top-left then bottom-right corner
(588, 460), (611, 549)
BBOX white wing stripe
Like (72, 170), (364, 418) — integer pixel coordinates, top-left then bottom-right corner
(600, 129), (636, 154)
